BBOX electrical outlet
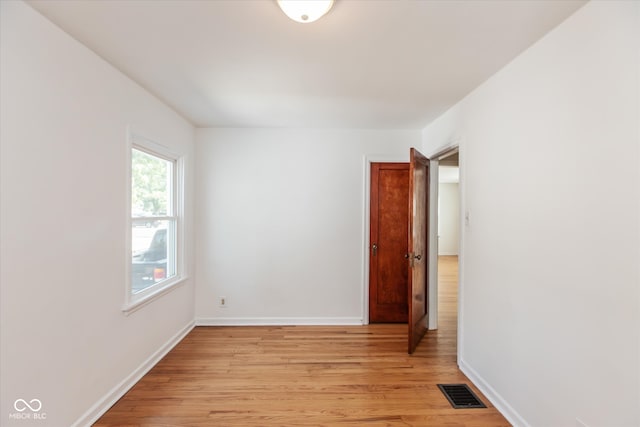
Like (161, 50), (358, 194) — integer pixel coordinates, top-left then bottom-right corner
(219, 296), (227, 308)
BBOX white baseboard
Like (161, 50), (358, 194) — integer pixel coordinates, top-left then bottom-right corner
(71, 320), (195, 427)
(459, 358), (529, 427)
(196, 317), (364, 326)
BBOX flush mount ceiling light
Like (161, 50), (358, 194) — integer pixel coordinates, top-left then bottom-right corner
(277, 0), (334, 24)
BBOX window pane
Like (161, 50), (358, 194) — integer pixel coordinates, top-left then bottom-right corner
(131, 149), (171, 217)
(131, 220), (176, 293)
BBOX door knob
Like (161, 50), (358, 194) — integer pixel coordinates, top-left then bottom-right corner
(372, 244), (378, 256)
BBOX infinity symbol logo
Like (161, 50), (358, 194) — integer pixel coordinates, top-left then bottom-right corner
(14, 399), (42, 412)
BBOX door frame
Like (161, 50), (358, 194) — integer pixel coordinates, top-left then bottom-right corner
(427, 141), (463, 361)
(361, 155), (408, 325)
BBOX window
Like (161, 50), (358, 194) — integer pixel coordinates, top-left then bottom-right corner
(125, 133), (184, 312)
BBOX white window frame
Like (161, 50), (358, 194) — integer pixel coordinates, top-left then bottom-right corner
(123, 130), (186, 314)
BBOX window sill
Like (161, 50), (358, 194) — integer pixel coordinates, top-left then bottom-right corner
(122, 275), (189, 315)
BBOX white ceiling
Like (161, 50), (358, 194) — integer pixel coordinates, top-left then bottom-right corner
(27, 0), (586, 129)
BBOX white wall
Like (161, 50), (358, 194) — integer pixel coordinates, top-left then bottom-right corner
(438, 183), (459, 256)
(195, 128), (420, 324)
(423, 2), (639, 426)
(0, 2), (195, 426)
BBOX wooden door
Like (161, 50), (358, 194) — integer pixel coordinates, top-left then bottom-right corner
(407, 148), (430, 354)
(369, 163), (409, 323)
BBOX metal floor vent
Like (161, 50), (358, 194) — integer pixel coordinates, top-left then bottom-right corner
(437, 384), (486, 409)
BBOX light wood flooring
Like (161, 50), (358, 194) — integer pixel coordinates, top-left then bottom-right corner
(95, 256), (510, 426)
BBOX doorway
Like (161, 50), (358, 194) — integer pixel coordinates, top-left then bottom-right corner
(363, 150), (457, 353)
(436, 150), (460, 352)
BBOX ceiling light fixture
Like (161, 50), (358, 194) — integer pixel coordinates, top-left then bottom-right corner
(277, 0), (334, 24)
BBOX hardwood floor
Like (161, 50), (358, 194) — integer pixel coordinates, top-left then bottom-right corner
(437, 255), (459, 345)
(95, 256), (510, 426)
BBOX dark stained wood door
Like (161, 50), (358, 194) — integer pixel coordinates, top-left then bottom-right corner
(408, 148), (430, 354)
(369, 163), (409, 323)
